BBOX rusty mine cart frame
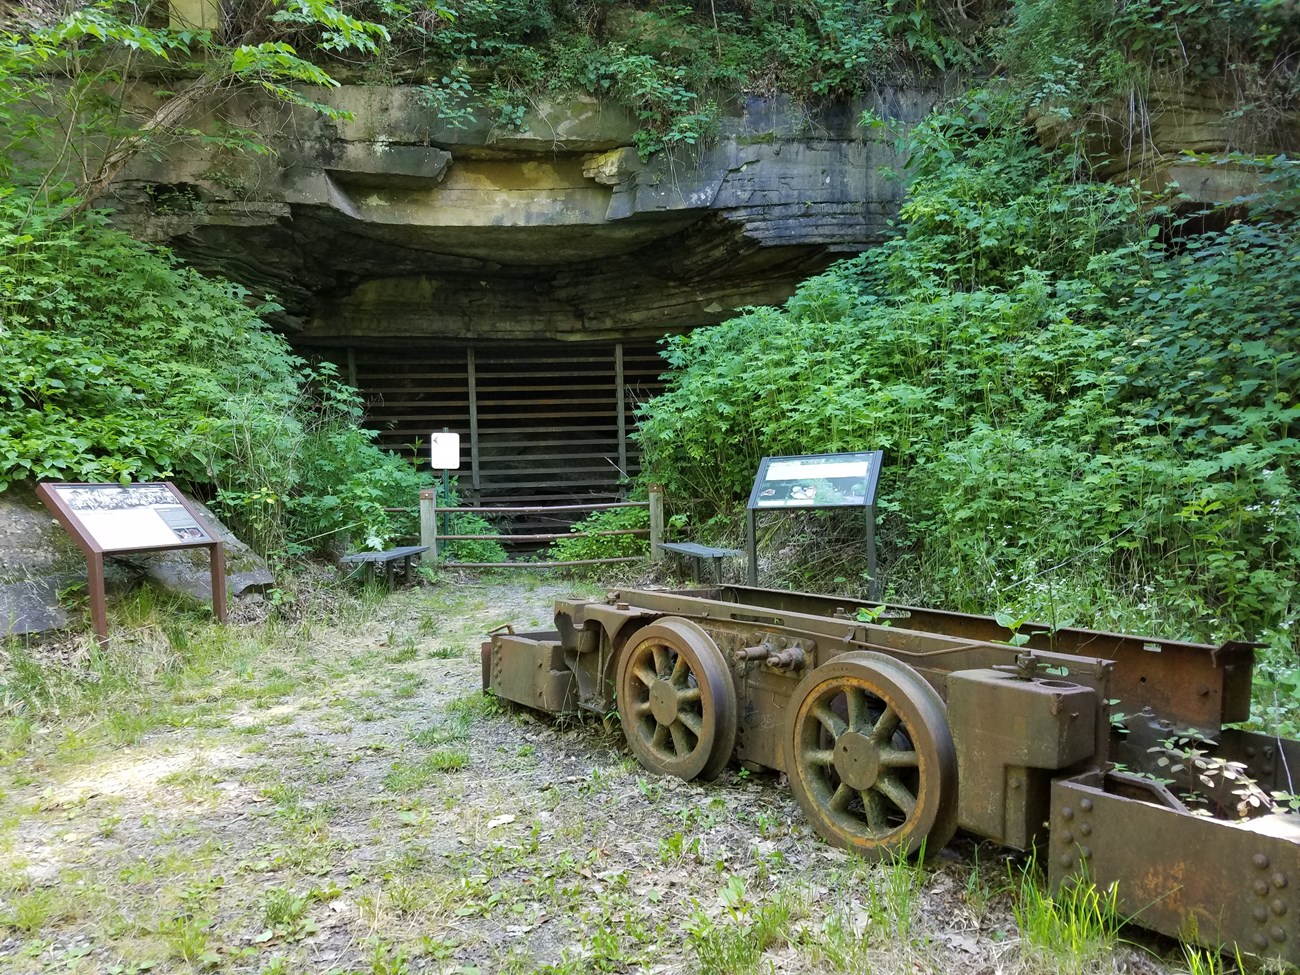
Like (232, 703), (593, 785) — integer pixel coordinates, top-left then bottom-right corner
(485, 585), (1300, 965)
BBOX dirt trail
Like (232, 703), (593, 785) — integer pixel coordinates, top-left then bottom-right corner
(0, 576), (1181, 975)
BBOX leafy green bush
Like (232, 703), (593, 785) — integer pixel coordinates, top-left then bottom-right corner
(547, 505), (650, 566)
(428, 480), (509, 564)
(0, 188), (425, 557)
(637, 93), (1299, 658)
(399, 0), (988, 158)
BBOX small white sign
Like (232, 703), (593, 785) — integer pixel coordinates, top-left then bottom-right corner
(430, 432), (461, 470)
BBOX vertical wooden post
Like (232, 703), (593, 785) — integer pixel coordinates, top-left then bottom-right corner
(88, 552), (109, 647)
(209, 541), (228, 623)
(346, 346), (357, 388)
(649, 483), (664, 561)
(467, 346), (480, 491)
(615, 343), (628, 477)
(420, 488), (438, 561)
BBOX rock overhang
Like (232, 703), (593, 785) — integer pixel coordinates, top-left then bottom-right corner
(107, 87), (932, 340)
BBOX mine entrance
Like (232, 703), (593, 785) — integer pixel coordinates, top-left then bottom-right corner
(329, 339), (668, 525)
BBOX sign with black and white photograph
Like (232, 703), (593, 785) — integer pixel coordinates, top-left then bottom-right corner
(47, 483), (212, 551)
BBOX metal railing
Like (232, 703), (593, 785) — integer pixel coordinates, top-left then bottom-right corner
(414, 487), (665, 569)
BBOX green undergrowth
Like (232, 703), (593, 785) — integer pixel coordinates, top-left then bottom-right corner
(0, 189), (425, 558)
(636, 88), (1299, 728)
(545, 502), (650, 570)
(396, 0), (990, 159)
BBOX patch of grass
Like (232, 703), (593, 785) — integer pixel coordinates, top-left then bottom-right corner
(385, 750), (470, 791)
(1012, 858), (1125, 975)
(859, 848), (926, 939)
(686, 888), (796, 975)
(391, 673), (426, 700)
(0, 887), (69, 934)
(386, 641), (420, 664)
(427, 644), (461, 660)
(447, 690), (502, 721)
(412, 720), (470, 748)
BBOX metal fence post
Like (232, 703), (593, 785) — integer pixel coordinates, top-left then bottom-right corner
(649, 484), (664, 561)
(419, 488), (437, 561)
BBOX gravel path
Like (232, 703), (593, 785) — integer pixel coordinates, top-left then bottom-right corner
(0, 575), (1186, 975)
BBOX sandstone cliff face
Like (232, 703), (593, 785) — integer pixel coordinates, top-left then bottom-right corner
(106, 87), (939, 341)
(104, 83), (1296, 344)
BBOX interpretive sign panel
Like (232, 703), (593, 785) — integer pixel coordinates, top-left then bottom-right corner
(747, 451), (882, 509)
(45, 483), (212, 551)
(36, 482), (227, 645)
(745, 451), (884, 594)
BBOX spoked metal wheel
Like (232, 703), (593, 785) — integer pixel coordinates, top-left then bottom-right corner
(784, 651), (958, 859)
(616, 617), (737, 781)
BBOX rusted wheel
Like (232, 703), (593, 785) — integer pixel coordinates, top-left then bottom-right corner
(785, 651), (958, 859)
(616, 617), (737, 781)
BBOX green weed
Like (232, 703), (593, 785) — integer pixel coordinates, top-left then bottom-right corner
(1012, 859), (1125, 975)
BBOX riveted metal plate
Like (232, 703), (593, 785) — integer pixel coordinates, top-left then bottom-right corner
(1050, 772), (1299, 966)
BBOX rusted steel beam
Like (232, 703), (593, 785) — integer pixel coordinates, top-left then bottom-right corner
(1050, 771), (1299, 965)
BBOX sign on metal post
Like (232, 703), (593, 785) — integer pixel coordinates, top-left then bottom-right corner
(745, 451), (883, 595)
(36, 482), (227, 646)
(429, 430), (462, 556)
(429, 431), (461, 470)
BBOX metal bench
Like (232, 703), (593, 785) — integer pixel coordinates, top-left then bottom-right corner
(339, 545), (430, 588)
(658, 541), (743, 583)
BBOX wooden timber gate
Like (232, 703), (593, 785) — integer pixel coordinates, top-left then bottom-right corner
(337, 339), (668, 533)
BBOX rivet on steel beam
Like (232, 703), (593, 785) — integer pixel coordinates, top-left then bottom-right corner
(1061, 831), (1074, 844)
(1061, 806), (1074, 820)
(1079, 799), (1093, 812)
(1272, 898), (1287, 916)
(1255, 933), (1271, 950)
(1255, 906), (1270, 922)
(1079, 846), (1092, 860)
(1273, 872), (1288, 889)
(1058, 854), (1073, 868)
(1254, 854), (1271, 870)
(1255, 880), (1271, 896)
(1271, 926), (1286, 943)
(1079, 823), (1092, 836)
(1245, 745), (1257, 758)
